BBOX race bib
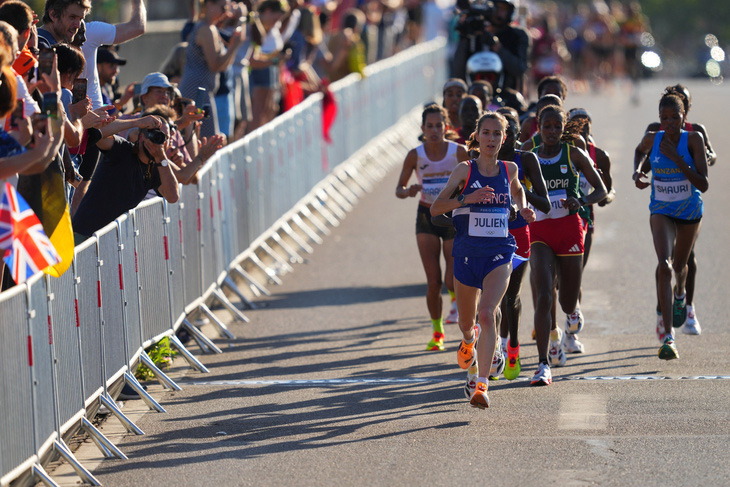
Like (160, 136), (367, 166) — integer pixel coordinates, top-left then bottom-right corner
(579, 173), (593, 196)
(534, 189), (569, 221)
(421, 176), (449, 203)
(653, 179), (691, 202)
(468, 207), (509, 238)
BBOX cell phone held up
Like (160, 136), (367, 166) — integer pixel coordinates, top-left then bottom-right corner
(195, 87), (211, 119)
(42, 92), (59, 118)
(72, 78), (87, 104)
(38, 48), (55, 77)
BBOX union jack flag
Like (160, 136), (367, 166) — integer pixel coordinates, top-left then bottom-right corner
(0, 182), (60, 284)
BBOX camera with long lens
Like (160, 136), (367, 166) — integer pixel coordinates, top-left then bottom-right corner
(455, 0), (493, 39)
(144, 128), (167, 145)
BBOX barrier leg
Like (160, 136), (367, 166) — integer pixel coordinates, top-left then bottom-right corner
(299, 206), (331, 236)
(53, 439), (101, 486)
(124, 372), (166, 413)
(279, 222), (315, 254)
(31, 463), (60, 487)
(248, 253), (284, 285)
(270, 232), (305, 264)
(80, 417), (127, 459)
(329, 177), (359, 206)
(182, 319), (222, 353)
(212, 288), (250, 323)
(337, 172), (366, 198)
(199, 303), (235, 339)
(316, 188), (348, 219)
(291, 214), (324, 245)
(140, 351), (182, 391)
(344, 166), (374, 192)
(260, 241), (294, 273)
(99, 394), (145, 435)
(169, 334), (210, 373)
(232, 264), (271, 297)
(309, 198), (340, 227)
(223, 276), (258, 310)
(324, 185), (354, 212)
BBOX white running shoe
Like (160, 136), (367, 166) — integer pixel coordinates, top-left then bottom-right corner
(681, 305), (701, 335)
(464, 360), (478, 399)
(656, 311), (668, 344)
(563, 332), (585, 354)
(548, 328), (567, 367)
(489, 341), (505, 380)
(531, 362), (552, 386)
(565, 307), (584, 334)
(445, 300), (458, 324)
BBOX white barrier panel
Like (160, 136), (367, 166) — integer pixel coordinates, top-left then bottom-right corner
(0, 285), (35, 484)
(74, 239), (104, 403)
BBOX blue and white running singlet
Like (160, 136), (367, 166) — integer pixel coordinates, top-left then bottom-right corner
(649, 130), (703, 221)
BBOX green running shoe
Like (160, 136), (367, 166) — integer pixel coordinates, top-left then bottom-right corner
(672, 293), (687, 328)
(503, 343), (521, 380)
(426, 332), (445, 351)
(658, 336), (679, 360)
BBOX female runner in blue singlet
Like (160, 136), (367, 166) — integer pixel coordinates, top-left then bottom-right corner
(431, 112), (535, 409)
(396, 104), (469, 351)
(639, 84), (716, 336)
(633, 93), (709, 360)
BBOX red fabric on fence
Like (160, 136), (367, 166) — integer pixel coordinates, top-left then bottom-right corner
(321, 83), (337, 144)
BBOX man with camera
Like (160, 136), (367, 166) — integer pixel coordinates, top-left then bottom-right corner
(135, 71), (225, 186)
(71, 105), (180, 241)
(453, 0), (530, 95)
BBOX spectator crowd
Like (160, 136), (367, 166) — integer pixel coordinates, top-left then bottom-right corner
(0, 0), (436, 289)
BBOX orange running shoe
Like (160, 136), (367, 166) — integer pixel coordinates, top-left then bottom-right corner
(470, 382), (489, 409)
(457, 324), (480, 369)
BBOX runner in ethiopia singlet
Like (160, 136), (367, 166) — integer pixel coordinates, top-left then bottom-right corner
(452, 159), (516, 280)
(649, 130), (703, 221)
(530, 142), (584, 255)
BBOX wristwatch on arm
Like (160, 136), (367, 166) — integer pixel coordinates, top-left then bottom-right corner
(457, 193), (466, 206)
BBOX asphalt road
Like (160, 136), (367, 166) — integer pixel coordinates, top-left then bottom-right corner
(82, 79), (730, 487)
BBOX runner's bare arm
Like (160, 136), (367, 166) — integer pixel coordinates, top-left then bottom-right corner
(570, 146), (607, 207)
(431, 162), (487, 216)
(595, 147), (615, 206)
(519, 151), (551, 214)
(395, 148), (421, 198)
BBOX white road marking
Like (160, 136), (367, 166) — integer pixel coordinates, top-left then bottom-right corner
(559, 394), (608, 430)
(185, 375), (730, 387)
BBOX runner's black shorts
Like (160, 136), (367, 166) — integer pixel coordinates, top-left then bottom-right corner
(416, 204), (456, 240)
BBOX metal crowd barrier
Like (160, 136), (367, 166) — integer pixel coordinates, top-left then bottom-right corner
(0, 38), (446, 486)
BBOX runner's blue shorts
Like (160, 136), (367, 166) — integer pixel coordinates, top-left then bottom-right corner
(454, 252), (513, 289)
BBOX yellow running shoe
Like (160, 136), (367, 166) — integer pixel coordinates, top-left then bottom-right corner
(426, 332), (445, 351)
(503, 343), (521, 380)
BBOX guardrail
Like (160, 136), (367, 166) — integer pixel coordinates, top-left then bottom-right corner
(0, 38), (446, 486)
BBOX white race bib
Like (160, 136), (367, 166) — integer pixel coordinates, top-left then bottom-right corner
(467, 207), (509, 238)
(534, 189), (569, 221)
(653, 179), (691, 202)
(420, 176), (449, 202)
(579, 173), (593, 196)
